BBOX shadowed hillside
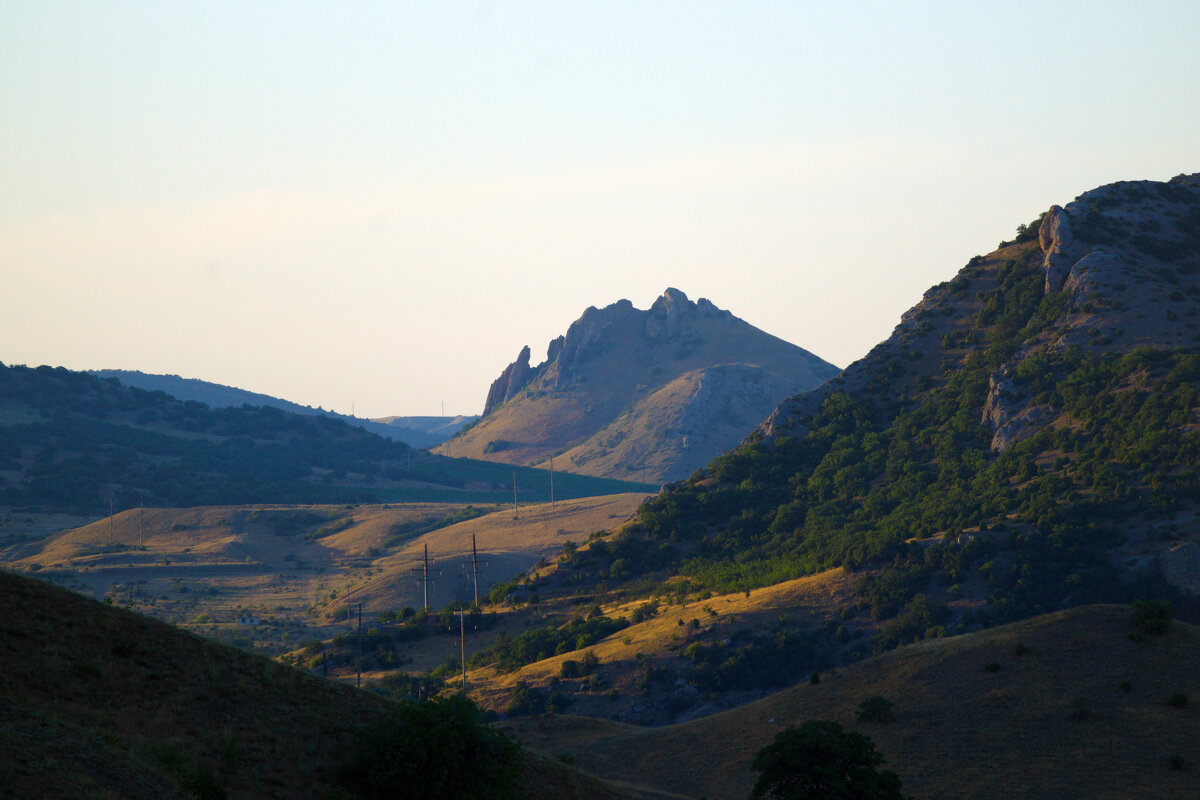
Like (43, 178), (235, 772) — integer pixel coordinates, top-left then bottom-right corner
(0, 363), (650, 515)
(91, 369), (476, 448)
(503, 606), (1200, 800)
(0, 568), (643, 799)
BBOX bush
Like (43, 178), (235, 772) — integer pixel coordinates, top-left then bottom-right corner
(749, 719), (906, 800)
(856, 696), (895, 724)
(1168, 692), (1188, 708)
(338, 696), (522, 800)
(1132, 600), (1174, 634)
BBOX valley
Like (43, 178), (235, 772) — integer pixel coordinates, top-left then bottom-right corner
(2, 172), (1199, 798)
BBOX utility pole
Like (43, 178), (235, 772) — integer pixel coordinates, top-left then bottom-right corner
(549, 455), (555, 506)
(465, 533), (489, 608)
(513, 470), (519, 520)
(410, 545), (441, 611)
(460, 606), (467, 696)
(356, 602), (362, 689)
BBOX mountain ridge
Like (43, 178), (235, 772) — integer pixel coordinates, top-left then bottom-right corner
(90, 369), (476, 448)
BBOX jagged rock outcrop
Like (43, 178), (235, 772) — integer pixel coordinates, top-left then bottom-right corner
(1039, 205), (1078, 294)
(439, 288), (840, 482)
(483, 345), (532, 415)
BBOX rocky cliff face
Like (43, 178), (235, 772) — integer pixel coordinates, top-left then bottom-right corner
(438, 289), (839, 482)
(758, 173), (1200, 453)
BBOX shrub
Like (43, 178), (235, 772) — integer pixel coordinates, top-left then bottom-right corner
(1170, 754), (1185, 771)
(338, 696), (522, 800)
(1132, 600), (1174, 634)
(1168, 692), (1188, 708)
(857, 696), (895, 724)
(984, 662), (1001, 672)
(749, 720), (906, 800)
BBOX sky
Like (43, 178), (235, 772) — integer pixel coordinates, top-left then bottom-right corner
(2, 1), (1198, 418)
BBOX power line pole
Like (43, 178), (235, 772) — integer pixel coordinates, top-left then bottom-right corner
(460, 606), (467, 696)
(410, 545), (441, 612)
(356, 602), (363, 689)
(549, 455), (555, 506)
(465, 533), (489, 608)
(512, 470), (519, 519)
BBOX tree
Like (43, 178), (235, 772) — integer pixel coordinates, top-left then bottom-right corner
(748, 720), (906, 800)
(857, 695), (895, 723)
(338, 696), (522, 800)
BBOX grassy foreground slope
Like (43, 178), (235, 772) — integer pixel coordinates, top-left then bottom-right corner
(0, 568), (639, 800)
(504, 606), (1200, 800)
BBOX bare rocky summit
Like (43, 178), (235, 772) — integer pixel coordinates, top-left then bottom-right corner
(438, 289), (839, 482)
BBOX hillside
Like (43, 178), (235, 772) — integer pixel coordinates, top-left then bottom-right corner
(443, 172), (1200, 721)
(1, 494), (648, 655)
(91, 369), (476, 448)
(435, 289), (839, 483)
(0, 567), (640, 799)
(603, 173), (1200, 614)
(0, 363), (650, 515)
(502, 605), (1200, 800)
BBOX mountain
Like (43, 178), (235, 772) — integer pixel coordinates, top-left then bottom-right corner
(90, 369), (476, 448)
(449, 172), (1200, 721)
(0, 363), (653, 514)
(436, 288), (840, 483)
(620, 172), (1200, 619)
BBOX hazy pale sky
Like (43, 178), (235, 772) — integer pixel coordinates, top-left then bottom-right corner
(3, 1), (1197, 418)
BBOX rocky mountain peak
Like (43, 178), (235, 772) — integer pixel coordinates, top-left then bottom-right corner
(444, 289), (839, 481)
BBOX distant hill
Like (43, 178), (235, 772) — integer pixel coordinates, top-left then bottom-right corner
(0, 363), (653, 514)
(437, 288), (839, 482)
(91, 369), (476, 448)
(0, 568), (636, 799)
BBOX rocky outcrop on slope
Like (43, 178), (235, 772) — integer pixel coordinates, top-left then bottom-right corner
(484, 345), (533, 415)
(757, 173), (1200, 452)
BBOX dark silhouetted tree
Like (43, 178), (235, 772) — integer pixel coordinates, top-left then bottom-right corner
(749, 720), (906, 800)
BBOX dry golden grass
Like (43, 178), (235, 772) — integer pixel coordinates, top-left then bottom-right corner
(503, 606), (1200, 800)
(1, 495), (646, 651)
(339, 494), (646, 612)
(467, 568), (857, 715)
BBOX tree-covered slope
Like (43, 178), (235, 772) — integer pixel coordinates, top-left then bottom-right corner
(546, 174), (1200, 635)
(0, 364), (651, 514)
